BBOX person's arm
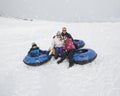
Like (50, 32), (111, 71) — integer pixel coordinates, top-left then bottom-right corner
(28, 48), (32, 54)
(49, 38), (55, 51)
(68, 33), (73, 41)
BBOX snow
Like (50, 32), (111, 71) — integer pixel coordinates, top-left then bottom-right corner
(0, 17), (120, 96)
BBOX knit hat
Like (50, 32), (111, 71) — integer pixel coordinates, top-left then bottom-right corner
(56, 31), (61, 35)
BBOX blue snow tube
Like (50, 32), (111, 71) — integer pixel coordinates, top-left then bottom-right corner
(73, 39), (85, 49)
(23, 53), (52, 66)
(73, 48), (97, 65)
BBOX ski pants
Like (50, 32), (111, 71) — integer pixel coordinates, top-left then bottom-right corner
(54, 47), (63, 59)
(59, 49), (75, 67)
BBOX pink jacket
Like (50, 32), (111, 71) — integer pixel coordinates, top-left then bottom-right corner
(63, 38), (75, 51)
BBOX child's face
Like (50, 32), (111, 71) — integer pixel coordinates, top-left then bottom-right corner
(57, 35), (61, 38)
(63, 36), (67, 40)
(33, 46), (37, 48)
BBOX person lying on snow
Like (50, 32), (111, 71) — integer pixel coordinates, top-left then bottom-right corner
(49, 31), (64, 59)
(28, 42), (49, 57)
(57, 36), (76, 68)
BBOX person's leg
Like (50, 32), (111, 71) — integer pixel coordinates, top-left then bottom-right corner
(58, 47), (63, 56)
(57, 51), (67, 64)
(68, 49), (75, 67)
(54, 47), (59, 59)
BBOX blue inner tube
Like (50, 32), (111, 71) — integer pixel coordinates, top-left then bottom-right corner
(73, 48), (97, 65)
(23, 53), (52, 66)
(73, 39), (85, 49)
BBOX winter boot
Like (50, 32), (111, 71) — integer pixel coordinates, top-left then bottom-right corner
(57, 59), (63, 64)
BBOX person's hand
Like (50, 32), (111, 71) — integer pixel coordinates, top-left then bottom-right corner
(63, 50), (67, 53)
(48, 48), (51, 51)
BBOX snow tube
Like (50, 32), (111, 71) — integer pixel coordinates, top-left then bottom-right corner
(73, 48), (97, 65)
(23, 53), (52, 66)
(73, 39), (85, 49)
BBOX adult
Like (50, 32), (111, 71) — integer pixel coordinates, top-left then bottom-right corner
(61, 27), (73, 40)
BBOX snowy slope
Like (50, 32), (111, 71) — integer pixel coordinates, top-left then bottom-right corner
(0, 17), (120, 96)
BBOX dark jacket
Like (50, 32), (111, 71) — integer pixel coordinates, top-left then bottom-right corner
(61, 32), (73, 40)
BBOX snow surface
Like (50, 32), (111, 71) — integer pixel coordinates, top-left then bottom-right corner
(0, 17), (120, 96)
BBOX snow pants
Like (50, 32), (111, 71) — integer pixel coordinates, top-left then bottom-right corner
(54, 47), (63, 59)
(57, 49), (75, 67)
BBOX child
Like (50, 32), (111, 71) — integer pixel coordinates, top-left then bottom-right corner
(28, 42), (48, 57)
(49, 31), (64, 59)
(57, 36), (76, 68)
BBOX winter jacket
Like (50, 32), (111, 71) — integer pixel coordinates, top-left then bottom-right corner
(28, 47), (47, 57)
(50, 36), (64, 50)
(63, 38), (75, 51)
(61, 32), (73, 40)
